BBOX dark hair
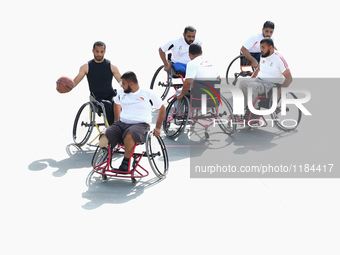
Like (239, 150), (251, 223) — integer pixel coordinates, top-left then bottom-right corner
(93, 41), (106, 50)
(263, 21), (275, 30)
(189, 43), (202, 55)
(260, 37), (274, 48)
(184, 26), (196, 34)
(121, 71), (138, 84)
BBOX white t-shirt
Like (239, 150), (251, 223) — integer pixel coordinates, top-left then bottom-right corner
(185, 55), (220, 80)
(114, 88), (163, 124)
(258, 51), (289, 84)
(243, 33), (274, 53)
(161, 36), (202, 64)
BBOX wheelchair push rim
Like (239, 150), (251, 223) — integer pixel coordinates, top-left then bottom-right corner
(73, 101), (96, 147)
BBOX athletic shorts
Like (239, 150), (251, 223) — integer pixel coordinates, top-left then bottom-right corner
(173, 62), (187, 72)
(102, 120), (150, 146)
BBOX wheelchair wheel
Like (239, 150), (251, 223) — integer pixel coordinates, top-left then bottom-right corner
(163, 96), (190, 139)
(270, 92), (302, 131)
(73, 102), (96, 147)
(150, 65), (172, 101)
(91, 146), (109, 167)
(216, 95), (236, 135)
(145, 131), (169, 178)
(225, 55), (254, 85)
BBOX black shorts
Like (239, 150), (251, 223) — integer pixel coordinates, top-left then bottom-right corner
(102, 121), (150, 146)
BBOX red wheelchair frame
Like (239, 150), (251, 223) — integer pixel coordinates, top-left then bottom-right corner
(233, 90), (302, 132)
(91, 131), (169, 184)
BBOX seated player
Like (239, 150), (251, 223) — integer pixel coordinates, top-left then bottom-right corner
(73, 41), (122, 125)
(239, 38), (292, 120)
(240, 21), (275, 69)
(176, 43), (220, 101)
(159, 26), (202, 74)
(98, 71), (165, 172)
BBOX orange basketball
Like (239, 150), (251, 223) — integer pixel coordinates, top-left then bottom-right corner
(56, 76), (74, 93)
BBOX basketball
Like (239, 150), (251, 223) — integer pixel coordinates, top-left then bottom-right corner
(56, 76), (74, 93)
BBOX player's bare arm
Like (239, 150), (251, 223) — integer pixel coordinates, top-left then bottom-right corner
(114, 103), (122, 122)
(111, 64), (122, 83)
(251, 66), (260, 78)
(154, 105), (166, 137)
(158, 47), (171, 72)
(240, 46), (258, 69)
(73, 63), (88, 87)
(177, 78), (193, 100)
(281, 69), (292, 88)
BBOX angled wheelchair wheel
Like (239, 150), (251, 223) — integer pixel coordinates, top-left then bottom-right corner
(225, 55), (254, 85)
(145, 131), (169, 178)
(91, 146), (109, 167)
(270, 92), (302, 131)
(216, 95), (236, 135)
(163, 96), (190, 139)
(73, 102), (96, 147)
(150, 65), (172, 101)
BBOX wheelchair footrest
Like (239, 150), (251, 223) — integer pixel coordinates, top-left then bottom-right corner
(93, 160), (149, 179)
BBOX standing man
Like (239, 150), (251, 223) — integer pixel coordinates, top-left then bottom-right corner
(99, 71), (165, 172)
(73, 41), (122, 125)
(241, 21), (275, 69)
(159, 26), (202, 73)
(239, 38), (292, 120)
(176, 43), (220, 101)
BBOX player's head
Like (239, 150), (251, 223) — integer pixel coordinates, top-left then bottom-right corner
(121, 71), (138, 93)
(92, 41), (106, 62)
(260, 37), (275, 57)
(183, 26), (197, 45)
(189, 43), (202, 60)
(262, 21), (275, 38)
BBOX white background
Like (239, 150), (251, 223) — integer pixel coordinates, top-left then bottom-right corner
(1, 1), (339, 254)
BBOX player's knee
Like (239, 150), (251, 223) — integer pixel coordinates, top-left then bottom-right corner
(99, 134), (109, 148)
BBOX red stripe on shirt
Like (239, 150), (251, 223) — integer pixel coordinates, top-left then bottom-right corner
(275, 52), (289, 69)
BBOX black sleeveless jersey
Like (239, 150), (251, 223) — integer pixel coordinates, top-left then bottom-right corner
(86, 58), (114, 100)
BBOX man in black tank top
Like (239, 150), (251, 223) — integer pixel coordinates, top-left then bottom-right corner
(73, 41), (122, 125)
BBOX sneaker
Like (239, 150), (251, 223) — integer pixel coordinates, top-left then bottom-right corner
(118, 157), (129, 173)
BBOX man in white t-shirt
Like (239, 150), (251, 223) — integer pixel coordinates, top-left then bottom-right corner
(99, 71), (165, 172)
(176, 43), (220, 100)
(159, 26), (202, 73)
(240, 21), (275, 69)
(239, 38), (292, 119)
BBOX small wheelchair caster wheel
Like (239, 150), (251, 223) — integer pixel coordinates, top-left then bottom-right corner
(247, 127), (251, 132)
(205, 132), (209, 139)
(131, 177), (137, 184)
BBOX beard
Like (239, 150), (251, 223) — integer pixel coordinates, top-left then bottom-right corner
(95, 55), (104, 61)
(184, 38), (194, 45)
(124, 85), (132, 93)
(261, 50), (270, 58)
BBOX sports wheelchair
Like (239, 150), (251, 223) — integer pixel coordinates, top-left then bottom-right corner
(163, 80), (236, 139)
(233, 87), (302, 132)
(150, 53), (186, 101)
(90, 131), (169, 184)
(225, 53), (261, 85)
(73, 95), (110, 147)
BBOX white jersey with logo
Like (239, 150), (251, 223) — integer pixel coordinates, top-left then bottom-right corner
(114, 88), (163, 124)
(243, 33), (274, 53)
(258, 51), (289, 84)
(185, 55), (220, 80)
(161, 36), (202, 64)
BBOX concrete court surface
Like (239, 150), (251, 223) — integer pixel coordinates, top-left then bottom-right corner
(1, 1), (340, 254)
(2, 79), (340, 255)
